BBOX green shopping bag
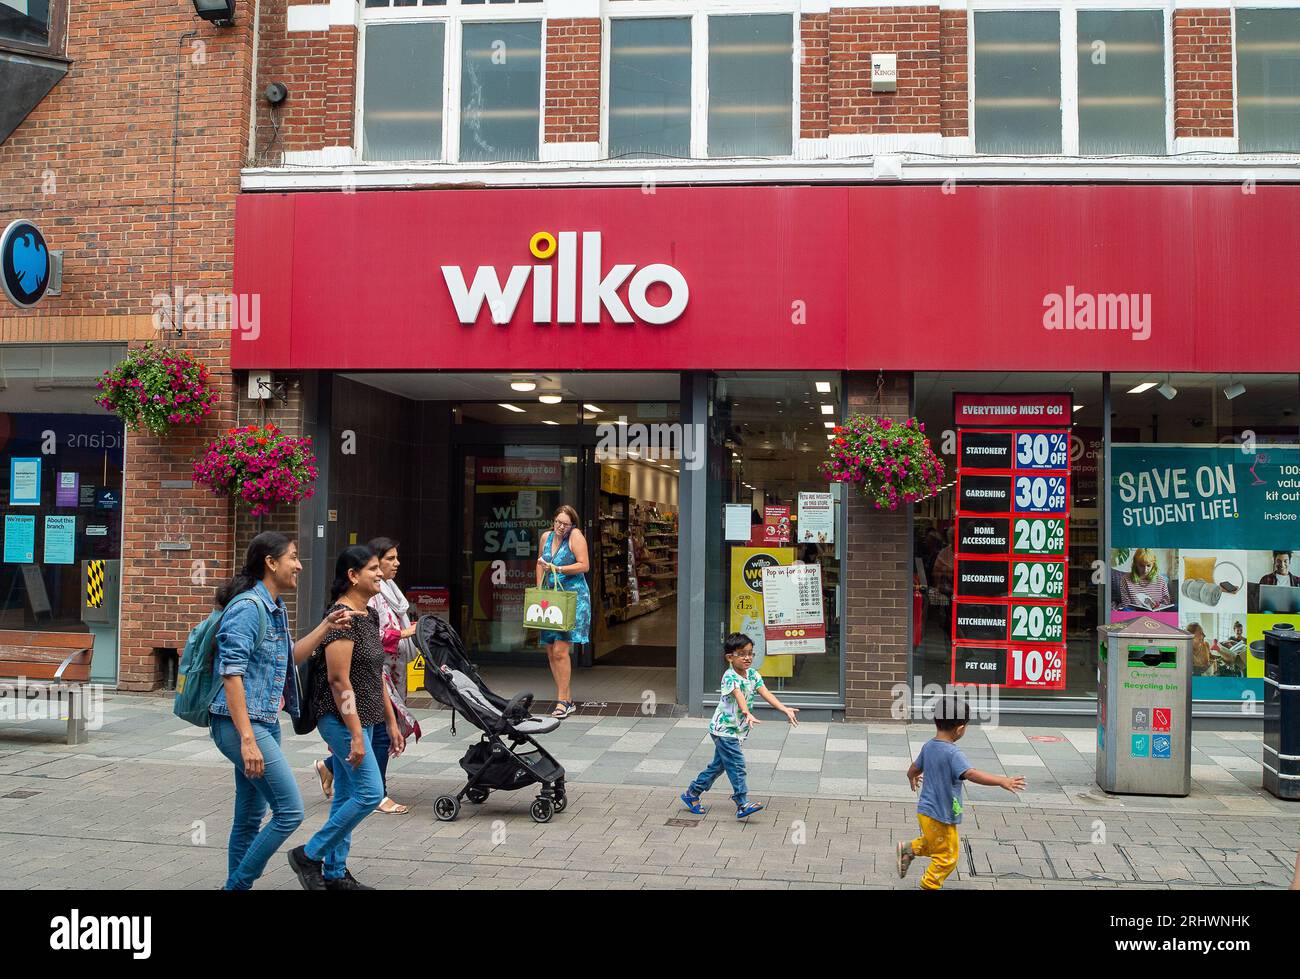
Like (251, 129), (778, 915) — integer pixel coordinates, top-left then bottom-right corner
(522, 568), (576, 632)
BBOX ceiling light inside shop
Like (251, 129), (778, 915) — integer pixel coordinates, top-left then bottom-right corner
(816, 382), (832, 394)
(1158, 378), (1178, 400)
(824, 421), (836, 429)
(542, 420), (559, 426)
(510, 380), (537, 392)
(584, 404), (603, 413)
(826, 433), (835, 440)
(539, 395), (563, 405)
(820, 405), (835, 414)
(1224, 379), (1246, 400)
(1073, 404), (1084, 412)
(1127, 382), (1157, 394)
(498, 403), (525, 413)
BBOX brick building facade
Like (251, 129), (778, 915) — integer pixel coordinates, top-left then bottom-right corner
(3, 1), (1296, 717)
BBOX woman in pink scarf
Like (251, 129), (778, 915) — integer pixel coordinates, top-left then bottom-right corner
(314, 537), (422, 814)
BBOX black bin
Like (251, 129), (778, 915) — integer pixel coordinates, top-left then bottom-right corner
(1263, 623), (1300, 800)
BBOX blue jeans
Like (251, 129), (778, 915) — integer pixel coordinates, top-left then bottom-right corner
(324, 722), (390, 796)
(688, 734), (748, 806)
(306, 713), (384, 880)
(210, 715), (305, 891)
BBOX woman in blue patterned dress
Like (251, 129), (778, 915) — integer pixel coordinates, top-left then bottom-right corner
(536, 504), (591, 719)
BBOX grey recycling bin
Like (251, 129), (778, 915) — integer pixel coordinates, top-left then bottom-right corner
(1262, 622), (1300, 801)
(1096, 616), (1192, 797)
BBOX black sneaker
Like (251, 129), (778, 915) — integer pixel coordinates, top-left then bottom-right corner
(324, 870), (375, 891)
(287, 845), (327, 891)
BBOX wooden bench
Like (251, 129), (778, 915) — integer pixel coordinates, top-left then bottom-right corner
(0, 630), (96, 745)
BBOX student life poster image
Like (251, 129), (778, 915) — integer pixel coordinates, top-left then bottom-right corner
(1110, 444), (1300, 701)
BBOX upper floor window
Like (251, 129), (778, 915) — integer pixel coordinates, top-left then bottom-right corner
(360, 16), (543, 163)
(1236, 8), (1300, 152)
(1, 0), (62, 51)
(974, 8), (1168, 156)
(459, 21), (542, 162)
(362, 21), (446, 161)
(607, 13), (794, 160)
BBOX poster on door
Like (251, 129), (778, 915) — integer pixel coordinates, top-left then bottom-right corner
(797, 492), (834, 544)
(760, 563), (826, 655)
(729, 545), (795, 676)
(1109, 443), (1300, 700)
(950, 394), (1071, 690)
(471, 458), (564, 624)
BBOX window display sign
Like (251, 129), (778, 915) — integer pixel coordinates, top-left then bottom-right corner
(43, 515), (76, 565)
(760, 563), (826, 655)
(763, 506), (791, 545)
(953, 393), (1074, 428)
(797, 492), (834, 544)
(951, 394), (1071, 689)
(4, 514), (35, 563)
(10, 458), (41, 506)
(729, 545), (795, 677)
(55, 471), (79, 508)
(1110, 443), (1300, 701)
(725, 503), (753, 542)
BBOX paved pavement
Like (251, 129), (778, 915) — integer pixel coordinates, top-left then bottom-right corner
(0, 693), (1297, 889)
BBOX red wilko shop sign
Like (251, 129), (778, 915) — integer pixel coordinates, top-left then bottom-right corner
(232, 185), (1300, 373)
(951, 394), (1071, 690)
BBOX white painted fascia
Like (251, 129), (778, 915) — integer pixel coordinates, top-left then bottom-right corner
(828, 132), (947, 156)
(1174, 137), (1239, 154)
(539, 142), (603, 162)
(548, 0), (601, 18)
(242, 153), (1300, 191)
(287, 0), (358, 33)
(282, 146), (357, 167)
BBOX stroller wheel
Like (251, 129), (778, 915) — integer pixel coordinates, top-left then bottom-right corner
(466, 787), (489, 805)
(552, 794), (567, 813)
(530, 798), (554, 824)
(434, 795), (460, 822)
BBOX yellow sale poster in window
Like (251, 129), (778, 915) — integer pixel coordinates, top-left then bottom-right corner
(730, 545), (795, 677)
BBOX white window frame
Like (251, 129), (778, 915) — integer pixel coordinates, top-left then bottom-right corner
(968, 1), (1175, 158)
(358, 2), (548, 164)
(598, 2), (801, 161)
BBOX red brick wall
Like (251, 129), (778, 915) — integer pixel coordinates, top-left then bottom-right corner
(1173, 9), (1235, 138)
(544, 19), (601, 143)
(801, 14), (830, 140)
(254, 0), (357, 163)
(0, 0), (253, 689)
(844, 372), (913, 721)
(939, 10), (968, 137)
(828, 7), (941, 135)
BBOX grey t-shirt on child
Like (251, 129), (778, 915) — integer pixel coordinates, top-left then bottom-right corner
(915, 738), (972, 825)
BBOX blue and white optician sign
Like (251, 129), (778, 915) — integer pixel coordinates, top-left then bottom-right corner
(1, 220), (52, 308)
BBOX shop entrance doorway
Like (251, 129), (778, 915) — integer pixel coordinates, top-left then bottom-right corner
(334, 371), (682, 711)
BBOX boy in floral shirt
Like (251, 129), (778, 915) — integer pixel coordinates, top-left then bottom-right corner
(681, 633), (799, 819)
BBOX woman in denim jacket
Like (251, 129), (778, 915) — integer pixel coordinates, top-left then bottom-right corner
(209, 532), (356, 891)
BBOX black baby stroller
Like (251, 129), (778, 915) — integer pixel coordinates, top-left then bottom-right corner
(414, 615), (567, 823)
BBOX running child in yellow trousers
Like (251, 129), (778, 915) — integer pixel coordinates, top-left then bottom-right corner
(898, 698), (1026, 889)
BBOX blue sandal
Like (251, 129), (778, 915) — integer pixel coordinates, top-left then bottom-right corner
(680, 792), (707, 815)
(736, 802), (765, 820)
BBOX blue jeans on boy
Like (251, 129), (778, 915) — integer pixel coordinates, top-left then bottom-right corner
(306, 713), (384, 880)
(210, 715), (305, 891)
(324, 722), (391, 796)
(689, 734), (748, 806)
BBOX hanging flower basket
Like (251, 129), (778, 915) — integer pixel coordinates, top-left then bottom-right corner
(820, 415), (945, 511)
(94, 343), (216, 437)
(193, 424), (319, 518)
